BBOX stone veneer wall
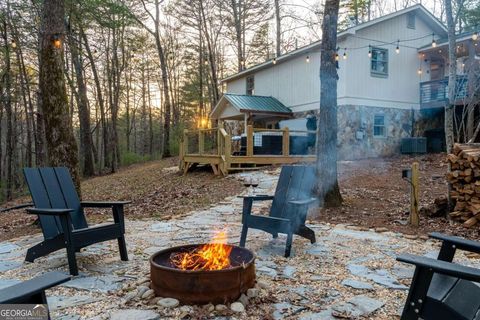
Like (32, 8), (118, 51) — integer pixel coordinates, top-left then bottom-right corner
(295, 105), (414, 160)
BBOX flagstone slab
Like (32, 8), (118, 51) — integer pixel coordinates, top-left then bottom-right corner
(110, 309), (160, 320)
(47, 295), (101, 311)
(62, 275), (125, 293)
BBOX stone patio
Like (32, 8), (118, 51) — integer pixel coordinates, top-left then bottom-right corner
(0, 168), (478, 319)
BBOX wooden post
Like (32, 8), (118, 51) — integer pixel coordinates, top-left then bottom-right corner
(282, 127), (290, 156)
(410, 162), (420, 227)
(183, 129), (189, 155)
(198, 130), (204, 155)
(246, 125), (253, 157)
(224, 132), (231, 172)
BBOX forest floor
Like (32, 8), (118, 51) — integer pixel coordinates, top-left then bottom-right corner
(0, 157), (243, 241)
(1, 153), (478, 242)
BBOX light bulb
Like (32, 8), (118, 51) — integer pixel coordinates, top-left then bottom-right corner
(396, 46), (400, 54)
(473, 32), (478, 41)
(306, 56), (310, 63)
(273, 58), (277, 65)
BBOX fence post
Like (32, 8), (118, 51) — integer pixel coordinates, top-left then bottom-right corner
(282, 127), (290, 156)
(409, 162), (420, 227)
(198, 130), (204, 155)
(247, 125), (254, 157)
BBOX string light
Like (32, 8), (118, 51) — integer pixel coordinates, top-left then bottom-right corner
(272, 57), (277, 65)
(368, 45), (372, 58)
(335, 53), (339, 61)
(11, 39), (16, 49)
(417, 68), (422, 75)
(473, 31), (478, 41)
(306, 55), (310, 63)
(431, 33), (436, 48)
(343, 48), (347, 60)
(395, 40), (400, 54)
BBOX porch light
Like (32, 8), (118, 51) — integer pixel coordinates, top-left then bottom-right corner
(431, 33), (436, 48)
(306, 55), (310, 63)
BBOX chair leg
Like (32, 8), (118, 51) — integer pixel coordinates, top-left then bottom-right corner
(59, 215), (79, 276)
(285, 232), (293, 257)
(296, 225), (316, 244)
(240, 225), (248, 247)
(400, 266), (433, 320)
(25, 236), (65, 262)
(118, 236), (129, 261)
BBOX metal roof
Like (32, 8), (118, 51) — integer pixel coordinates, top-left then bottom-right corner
(223, 94), (292, 114)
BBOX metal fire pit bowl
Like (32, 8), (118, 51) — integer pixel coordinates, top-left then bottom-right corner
(150, 244), (256, 305)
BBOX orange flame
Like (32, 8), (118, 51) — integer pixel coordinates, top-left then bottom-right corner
(170, 231), (233, 271)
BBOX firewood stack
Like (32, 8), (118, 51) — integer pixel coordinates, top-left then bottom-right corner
(447, 143), (480, 227)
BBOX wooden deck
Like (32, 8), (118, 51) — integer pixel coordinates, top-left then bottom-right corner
(179, 125), (316, 175)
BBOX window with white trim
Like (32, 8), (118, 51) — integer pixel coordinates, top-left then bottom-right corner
(407, 13), (416, 29)
(370, 47), (388, 77)
(373, 114), (386, 137)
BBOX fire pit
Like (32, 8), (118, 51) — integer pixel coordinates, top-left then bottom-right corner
(150, 237), (255, 305)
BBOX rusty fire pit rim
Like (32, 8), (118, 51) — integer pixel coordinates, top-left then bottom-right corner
(149, 243), (256, 274)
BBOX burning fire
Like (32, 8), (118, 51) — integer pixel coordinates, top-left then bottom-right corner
(170, 231), (233, 271)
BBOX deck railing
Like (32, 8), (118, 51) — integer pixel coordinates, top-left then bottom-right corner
(420, 75), (468, 107)
(180, 125), (316, 174)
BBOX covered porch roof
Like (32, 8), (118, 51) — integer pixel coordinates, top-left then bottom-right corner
(210, 94), (293, 120)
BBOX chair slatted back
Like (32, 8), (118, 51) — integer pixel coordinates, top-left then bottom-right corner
(270, 165), (316, 226)
(24, 167), (88, 239)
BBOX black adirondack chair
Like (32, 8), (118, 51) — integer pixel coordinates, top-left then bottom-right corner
(397, 232), (480, 320)
(239, 165), (317, 257)
(0, 272), (70, 307)
(23, 167), (130, 276)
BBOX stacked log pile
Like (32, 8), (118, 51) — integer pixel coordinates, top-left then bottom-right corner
(447, 143), (480, 227)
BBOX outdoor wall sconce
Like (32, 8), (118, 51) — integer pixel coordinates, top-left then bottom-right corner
(52, 34), (62, 49)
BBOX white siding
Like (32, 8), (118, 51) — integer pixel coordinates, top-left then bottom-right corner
(225, 10), (440, 112)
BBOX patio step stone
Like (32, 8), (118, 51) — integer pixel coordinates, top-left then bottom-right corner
(47, 295), (100, 311)
(62, 275), (125, 293)
(341, 279), (374, 290)
(110, 309), (160, 320)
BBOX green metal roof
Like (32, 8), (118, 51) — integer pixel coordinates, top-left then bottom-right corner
(223, 94), (292, 114)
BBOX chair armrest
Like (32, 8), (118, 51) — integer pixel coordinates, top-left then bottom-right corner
(26, 208), (74, 216)
(0, 271), (70, 304)
(289, 198), (317, 205)
(81, 201), (131, 208)
(0, 203), (34, 213)
(397, 253), (480, 283)
(429, 232), (480, 255)
(238, 195), (274, 201)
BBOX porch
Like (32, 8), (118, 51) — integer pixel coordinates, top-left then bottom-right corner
(179, 125), (316, 175)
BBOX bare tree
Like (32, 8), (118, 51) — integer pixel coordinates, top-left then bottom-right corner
(316, 0), (343, 207)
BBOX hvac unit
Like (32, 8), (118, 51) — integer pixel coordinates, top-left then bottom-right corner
(401, 137), (427, 154)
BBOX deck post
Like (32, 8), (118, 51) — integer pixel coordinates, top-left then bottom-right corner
(198, 130), (204, 155)
(183, 129), (189, 155)
(225, 132), (231, 172)
(282, 127), (290, 156)
(247, 125), (254, 157)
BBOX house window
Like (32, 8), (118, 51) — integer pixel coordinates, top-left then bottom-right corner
(246, 76), (254, 95)
(370, 47), (388, 77)
(373, 114), (386, 137)
(407, 13), (415, 29)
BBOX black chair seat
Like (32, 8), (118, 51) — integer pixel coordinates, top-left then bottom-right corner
(422, 274), (480, 320)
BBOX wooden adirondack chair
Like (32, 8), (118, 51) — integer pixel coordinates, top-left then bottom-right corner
(0, 272), (70, 308)
(397, 232), (480, 320)
(239, 165), (317, 257)
(23, 167), (130, 275)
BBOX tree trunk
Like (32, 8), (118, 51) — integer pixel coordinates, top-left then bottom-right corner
(444, 0), (456, 154)
(316, 0), (343, 208)
(274, 0), (281, 57)
(466, 40), (476, 141)
(2, 17), (14, 200)
(231, 0), (244, 71)
(39, 0), (81, 193)
(67, 24), (95, 177)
